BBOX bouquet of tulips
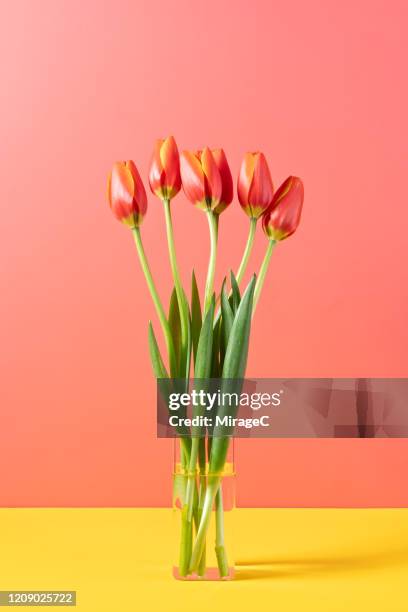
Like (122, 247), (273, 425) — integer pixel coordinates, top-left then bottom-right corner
(107, 136), (303, 579)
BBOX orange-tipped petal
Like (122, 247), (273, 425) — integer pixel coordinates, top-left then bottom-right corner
(126, 160), (147, 216)
(238, 152), (274, 218)
(149, 136), (181, 200)
(263, 176), (304, 241)
(148, 139), (165, 197)
(113, 161), (134, 203)
(180, 150), (206, 209)
(247, 153), (274, 217)
(212, 148), (233, 214)
(200, 147), (222, 210)
(159, 135), (181, 198)
(108, 161), (147, 228)
(237, 152), (256, 211)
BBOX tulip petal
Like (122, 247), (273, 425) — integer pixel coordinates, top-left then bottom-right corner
(159, 135), (181, 198)
(272, 175), (294, 206)
(200, 147), (222, 208)
(127, 160), (147, 216)
(180, 151), (206, 208)
(149, 136), (181, 200)
(247, 152), (274, 215)
(108, 161), (147, 227)
(111, 161), (134, 206)
(212, 148), (233, 213)
(108, 161), (147, 228)
(149, 139), (165, 197)
(263, 176), (304, 240)
(237, 152), (257, 210)
(109, 163), (135, 225)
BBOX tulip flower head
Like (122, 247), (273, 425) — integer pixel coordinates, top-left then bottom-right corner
(107, 161), (147, 228)
(149, 135), (182, 201)
(211, 149), (233, 215)
(238, 152), (274, 219)
(180, 147), (222, 211)
(262, 176), (304, 241)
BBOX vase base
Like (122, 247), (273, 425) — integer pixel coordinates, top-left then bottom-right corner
(172, 566), (235, 581)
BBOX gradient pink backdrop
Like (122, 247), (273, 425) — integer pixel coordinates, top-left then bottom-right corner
(1, 0), (408, 507)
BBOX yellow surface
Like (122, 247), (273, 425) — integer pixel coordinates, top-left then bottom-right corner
(1, 508), (408, 611)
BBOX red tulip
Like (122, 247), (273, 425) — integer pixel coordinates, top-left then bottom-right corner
(262, 176), (304, 241)
(107, 161), (147, 228)
(180, 148), (222, 211)
(212, 149), (233, 215)
(149, 135), (181, 200)
(238, 152), (274, 218)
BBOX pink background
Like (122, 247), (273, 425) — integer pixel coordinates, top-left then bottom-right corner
(1, 0), (407, 507)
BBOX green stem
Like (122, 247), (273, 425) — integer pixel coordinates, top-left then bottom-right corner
(213, 217), (257, 326)
(163, 199), (190, 377)
(197, 440), (207, 576)
(180, 438), (191, 470)
(204, 211), (218, 314)
(253, 239), (276, 315)
(180, 450), (202, 576)
(189, 475), (220, 573)
(235, 218), (257, 285)
(132, 228), (176, 375)
(179, 504), (193, 576)
(190, 434), (232, 572)
(197, 471), (207, 576)
(185, 438), (199, 522)
(215, 485), (229, 577)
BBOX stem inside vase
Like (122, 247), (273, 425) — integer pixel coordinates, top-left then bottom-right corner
(173, 438), (234, 580)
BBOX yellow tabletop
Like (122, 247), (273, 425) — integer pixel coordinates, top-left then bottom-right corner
(0, 508), (407, 611)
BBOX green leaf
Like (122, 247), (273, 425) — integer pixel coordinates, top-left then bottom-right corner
(219, 279), (234, 370)
(181, 286), (192, 381)
(169, 284), (192, 381)
(191, 270), (202, 365)
(222, 275), (256, 379)
(149, 322), (191, 440)
(148, 321), (173, 405)
(194, 296), (215, 379)
(168, 287), (181, 375)
(148, 321), (169, 379)
(230, 271), (241, 313)
(211, 317), (221, 377)
(191, 296), (215, 439)
(209, 276), (256, 474)
(221, 280), (234, 349)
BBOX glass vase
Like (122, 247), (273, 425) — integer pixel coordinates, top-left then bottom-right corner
(172, 438), (235, 580)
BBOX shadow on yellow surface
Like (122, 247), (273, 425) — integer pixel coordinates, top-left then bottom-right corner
(236, 545), (408, 580)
